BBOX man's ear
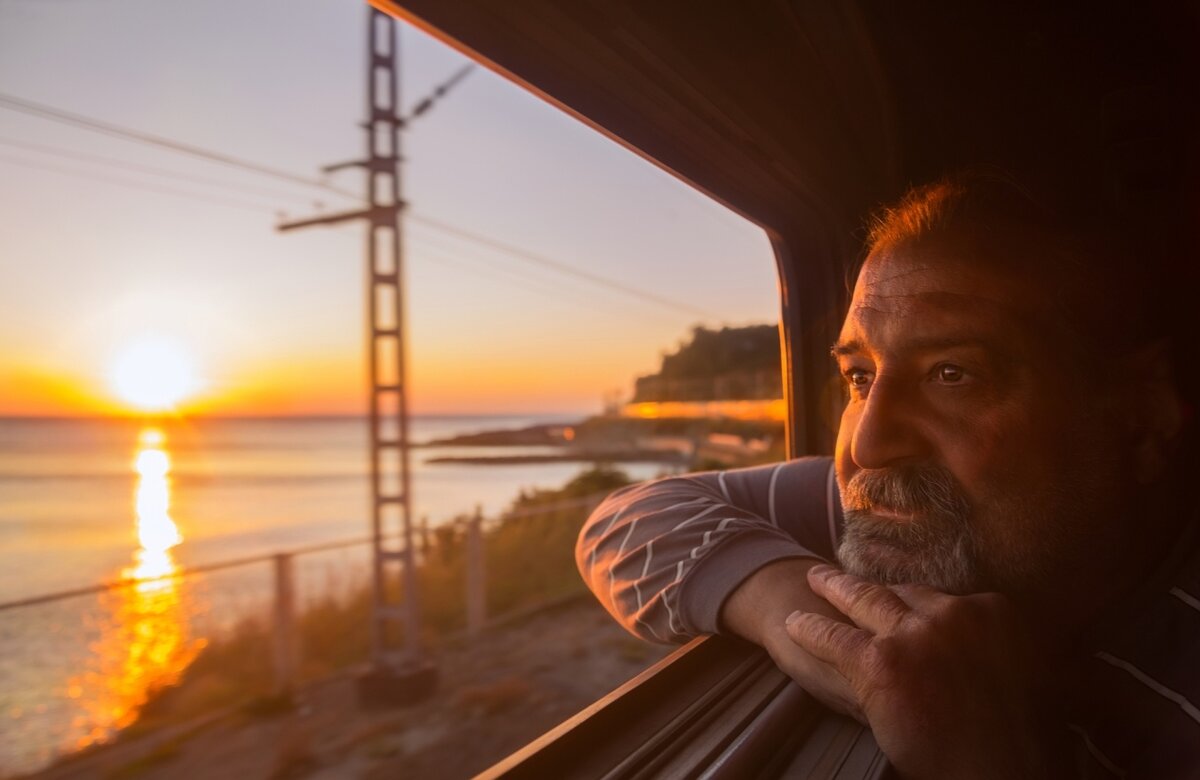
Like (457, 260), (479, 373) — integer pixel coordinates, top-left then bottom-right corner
(1120, 341), (1184, 484)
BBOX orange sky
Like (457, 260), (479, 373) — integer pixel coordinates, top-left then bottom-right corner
(0, 0), (779, 418)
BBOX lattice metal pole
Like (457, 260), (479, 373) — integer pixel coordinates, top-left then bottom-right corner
(363, 7), (422, 671)
(278, 7), (476, 703)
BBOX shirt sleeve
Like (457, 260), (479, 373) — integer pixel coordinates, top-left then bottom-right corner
(576, 457), (843, 644)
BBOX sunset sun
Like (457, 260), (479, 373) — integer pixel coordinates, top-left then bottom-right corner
(108, 337), (200, 412)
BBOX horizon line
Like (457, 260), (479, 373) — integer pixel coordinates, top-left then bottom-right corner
(0, 410), (598, 422)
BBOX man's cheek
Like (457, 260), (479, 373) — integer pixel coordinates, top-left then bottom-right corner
(933, 411), (1023, 496)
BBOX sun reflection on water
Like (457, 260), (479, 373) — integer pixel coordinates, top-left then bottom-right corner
(68, 426), (203, 748)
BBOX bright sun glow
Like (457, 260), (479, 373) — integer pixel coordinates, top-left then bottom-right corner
(109, 337), (199, 411)
(130, 435), (181, 582)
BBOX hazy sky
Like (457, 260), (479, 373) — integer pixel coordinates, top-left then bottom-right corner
(0, 0), (778, 416)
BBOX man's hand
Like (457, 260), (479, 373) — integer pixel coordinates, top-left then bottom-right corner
(719, 558), (863, 713)
(784, 564), (1063, 779)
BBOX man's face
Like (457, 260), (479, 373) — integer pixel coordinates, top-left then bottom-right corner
(832, 228), (1131, 601)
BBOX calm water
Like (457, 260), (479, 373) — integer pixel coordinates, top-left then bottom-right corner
(0, 415), (665, 774)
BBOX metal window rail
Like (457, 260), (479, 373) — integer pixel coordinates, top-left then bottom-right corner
(478, 635), (892, 780)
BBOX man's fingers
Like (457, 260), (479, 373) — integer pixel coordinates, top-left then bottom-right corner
(785, 609), (871, 680)
(770, 643), (865, 722)
(807, 565), (909, 635)
(888, 582), (951, 610)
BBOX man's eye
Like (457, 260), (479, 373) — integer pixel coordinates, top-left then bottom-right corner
(934, 363), (965, 383)
(844, 368), (872, 388)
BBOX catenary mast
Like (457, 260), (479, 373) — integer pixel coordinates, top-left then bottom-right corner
(278, 7), (469, 702)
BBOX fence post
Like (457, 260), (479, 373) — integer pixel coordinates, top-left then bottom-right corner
(466, 506), (485, 636)
(273, 553), (297, 697)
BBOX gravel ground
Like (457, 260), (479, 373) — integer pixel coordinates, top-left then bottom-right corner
(30, 598), (673, 780)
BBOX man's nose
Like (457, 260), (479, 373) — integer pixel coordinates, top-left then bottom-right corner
(849, 380), (931, 469)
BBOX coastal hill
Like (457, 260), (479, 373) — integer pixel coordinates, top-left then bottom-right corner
(425, 323), (786, 468)
(632, 324), (781, 402)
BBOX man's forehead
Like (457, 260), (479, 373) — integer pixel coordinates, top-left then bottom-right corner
(839, 240), (1053, 352)
(858, 238), (1037, 301)
(838, 294), (1019, 354)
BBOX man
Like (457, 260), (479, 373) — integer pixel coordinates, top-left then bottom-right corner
(577, 173), (1199, 778)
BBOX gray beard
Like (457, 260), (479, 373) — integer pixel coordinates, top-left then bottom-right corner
(836, 465), (984, 594)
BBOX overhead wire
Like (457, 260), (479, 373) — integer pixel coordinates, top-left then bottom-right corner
(325, 223), (637, 306)
(0, 152), (626, 312)
(0, 135), (319, 206)
(0, 152), (623, 308)
(412, 246), (581, 301)
(407, 216), (714, 319)
(0, 149), (710, 324)
(410, 241), (700, 324)
(0, 153), (282, 214)
(0, 91), (717, 321)
(407, 230), (612, 299)
(0, 91), (360, 201)
(414, 243), (617, 304)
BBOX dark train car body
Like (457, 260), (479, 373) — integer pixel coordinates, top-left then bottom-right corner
(373, 2), (1199, 776)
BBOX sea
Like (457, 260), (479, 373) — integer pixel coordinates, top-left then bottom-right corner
(0, 414), (667, 775)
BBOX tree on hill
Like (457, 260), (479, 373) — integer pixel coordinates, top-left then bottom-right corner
(632, 324), (781, 402)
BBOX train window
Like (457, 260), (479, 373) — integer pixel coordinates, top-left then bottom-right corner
(363, 3), (1200, 780)
(0, 2), (782, 777)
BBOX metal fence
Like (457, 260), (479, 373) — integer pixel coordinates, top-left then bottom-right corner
(0, 492), (606, 777)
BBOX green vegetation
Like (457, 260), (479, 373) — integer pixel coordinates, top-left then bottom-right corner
(398, 463), (632, 637)
(126, 465), (633, 734)
(633, 324), (781, 402)
(486, 464), (630, 617)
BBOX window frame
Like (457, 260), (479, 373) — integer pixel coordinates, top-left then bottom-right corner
(370, 1), (885, 774)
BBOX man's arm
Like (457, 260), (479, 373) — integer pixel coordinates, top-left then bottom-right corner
(720, 556), (863, 714)
(576, 457), (845, 643)
(578, 459), (1071, 776)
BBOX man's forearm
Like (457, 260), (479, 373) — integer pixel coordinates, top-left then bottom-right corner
(576, 465), (832, 643)
(719, 557), (846, 646)
(721, 557), (865, 718)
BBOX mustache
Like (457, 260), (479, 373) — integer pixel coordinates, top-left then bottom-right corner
(841, 464), (970, 520)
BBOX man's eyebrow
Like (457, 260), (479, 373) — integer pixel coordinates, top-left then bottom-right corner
(830, 340), (862, 357)
(830, 337), (1004, 358)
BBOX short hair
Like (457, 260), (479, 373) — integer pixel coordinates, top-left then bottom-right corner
(857, 169), (1199, 406)
(865, 170), (1049, 258)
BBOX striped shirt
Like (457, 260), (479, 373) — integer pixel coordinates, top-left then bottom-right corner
(576, 457), (1200, 778)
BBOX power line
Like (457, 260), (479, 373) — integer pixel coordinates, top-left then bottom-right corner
(411, 242), (601, 301)
(0, 149), (689, 320)
(0, 149), (666, 310)
(0, 91), (360, 201)
(0, 151), (596, 309)
(0, 153), (282, 214)
(316, 226), (695, 319)
(0, 135), (319, 206)
(408, 215), (714, 319)
(409, 230), (650, 305)
(0, 92), (717, 320)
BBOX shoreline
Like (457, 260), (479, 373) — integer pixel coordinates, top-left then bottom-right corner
(417, 422), (581, 448)
(424, 450), (684, 465)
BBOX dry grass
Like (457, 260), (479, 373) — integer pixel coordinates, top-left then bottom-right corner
(125, 466), (633, 736)
(455, 677), (534, 717)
